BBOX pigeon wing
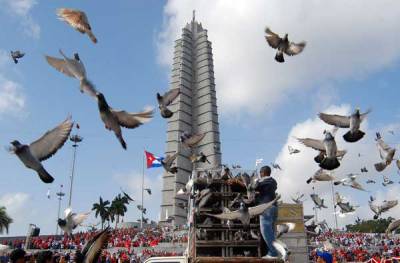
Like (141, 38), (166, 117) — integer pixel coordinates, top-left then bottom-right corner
(360, 109), (372, 121)
(30, 116), (73, 161)
(369, 203), (379, 215)
(111, 109), (153, 129)
(249, 195), (280, 217)
(162, 89), (180, 107)
(264, 27), (281, 49)
(83, 228), (110, 263)
(72, 212), (90, 226)
(205, 210), (242, 221)
(297, 138), (325, 151)
(164, 152), (178, 167)
(318, 113), (350, 128)
(45, 55), (75, 78)
(285, 41), (306, 56)
(377, 138), (392, 152)
(241, 173), (251, 187)
(59, 50), (86, 80)
(57, 9), (90, 33)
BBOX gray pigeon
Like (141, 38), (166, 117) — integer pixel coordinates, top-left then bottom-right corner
(180, 131), (205, 148)
(190, 152), (211, 164)
(334, 174), (365, 191)
(271, 163), (282, 170)
(374, 132), (396, 172)
(276, 223), (296, 238)
(9, 116), (73, 183)
(161, 152), (178, 174)
(58, 208), (90, 236)
(120, 188), (134, 202)
(75, 228), (110, 263)
(366, 179), (376, 184)
(306, 169), (335, 184)
(361, 166), (368, 173)
(157, 89), (180, 118)
(291, 193), (305, 204)
(310, 194), (327, 209)
(96, 92), (153, 150)
(240, 172), (258, 203)
(204, 195), (280, 227)
(297, 131), (346, 170)
(369, 197), (398, 219)
(288, 145), (300, 154)
(336, 202), (357, 215)
(144, 188), (152, 195)
(264, 27), (306, 63)
(382, 175), (394, 187)
(45, 50), (97, 98)
(319, 108), (371, 143)
(386, 219), (400, 235)
(10, 50), (25, 64)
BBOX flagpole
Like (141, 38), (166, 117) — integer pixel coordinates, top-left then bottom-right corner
(331, 180), (338, 230)
(141, 149), (145, 230)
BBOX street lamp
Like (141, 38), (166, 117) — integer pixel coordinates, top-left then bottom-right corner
(68, 124), (83, 208)
(55, 185), (65, 236)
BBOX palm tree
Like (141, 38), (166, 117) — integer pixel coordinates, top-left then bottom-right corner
(0, 206), (13, 234)
(92, 197), (110, 229)
(110, 194), (128, 228)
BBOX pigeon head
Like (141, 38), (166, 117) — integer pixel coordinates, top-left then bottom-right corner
(96, 93), (109, 109)
(73, 53), (80, 61)
(239, 202), (248, 212)
(156, 93), (162, 101)
(58, 218), (66, 227)
(284, 33), (288, 40)
(10, 140), (22, 148)
(324, 131), (334, 140)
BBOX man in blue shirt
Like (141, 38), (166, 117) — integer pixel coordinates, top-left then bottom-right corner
(256, 165), (279, 259)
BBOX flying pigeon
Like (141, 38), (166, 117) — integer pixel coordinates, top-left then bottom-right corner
(369, 198), (398, 219)
(177, 178), (194, 196)
(75, 228), (110, 263)
(204, 195), (280, 227)
(57, 8), (97, 43)
(10, 50), (24, 64)
(144, 188), (152, 195)
(318, 108), (371, 143)
(96, 92), (153, 149)
(120, 188), (134, 202)
(58, 208), (90, 236)
(386, 219), (400, 236)
(306, 169), (335, 184)
(180, 132), (205, 148)
(361, 167), (368, 173)
(297, 131), (346, 170)
(288, 145), (300, 155)
(8, 116), (73, 183)
(382, 175), (394, 187)
(366, 179), (376, 184)
(161, 152), (178, 174)
(276, 223), (296, 238)
(310, 194), (327, 209)
(137, 205), (146, 214)
(291, 193), (305, 204)
(336, 201), (358, 215)
(388, 130), (395, 135)
(334, 174), (365, 191)
(45, 50), (97, 98)
(240, 172), (258, 203)
(264, 27), (306, 63)
(157, 89), (180, 118)
(190, 152), (211, 164)
(46, 189), (51, 199)
(374, 132), (396, 172)
(271, 163), (282, 170)
(272, 239), (290, 261)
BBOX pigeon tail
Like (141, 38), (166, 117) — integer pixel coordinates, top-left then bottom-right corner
(343, 130), (365, 143)
(87, 31), (97, 44)
(116, 134), (127, 150)
(306, 178), (313, 184)
(314, 153), (324, 163)
(161, 108), (173, 118)
(319, 157), (340, 170)
(13, 58), (18, 64)
(275, 51), (284, 63)
(37, 167), (54, 183)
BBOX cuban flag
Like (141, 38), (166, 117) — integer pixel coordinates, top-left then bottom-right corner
(145, 151), (163, 168)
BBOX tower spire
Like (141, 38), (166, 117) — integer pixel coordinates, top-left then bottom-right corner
(192, 10), (195, 22)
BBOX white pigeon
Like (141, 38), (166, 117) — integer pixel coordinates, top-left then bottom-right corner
(334, 174), (366, 191)
(58, 207), (90, 235)
(306, 169), (336, 184)
(374, 132), (396, 172)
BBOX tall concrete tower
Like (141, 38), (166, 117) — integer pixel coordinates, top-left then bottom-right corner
(161, 12), (222, 225)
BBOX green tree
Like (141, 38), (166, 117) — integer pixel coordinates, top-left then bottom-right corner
(0, 206), (13, 234)
(92, 197), (110, 229)
(346, 217), (394, 233)
(110, 194), (128, 228)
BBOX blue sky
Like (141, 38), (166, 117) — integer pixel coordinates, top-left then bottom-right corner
(1, 0), (400, 236)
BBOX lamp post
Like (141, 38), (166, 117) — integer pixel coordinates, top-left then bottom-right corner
(68, 124), (83, 208)
(55, 185), (65, 236)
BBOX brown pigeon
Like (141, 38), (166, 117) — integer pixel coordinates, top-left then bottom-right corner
(57, 8), (97, 43)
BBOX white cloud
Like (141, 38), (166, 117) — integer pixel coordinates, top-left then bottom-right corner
(158, 0), (400, 116)
(0, 0), (40, 38)
(0, 192), (30, 234)
(273, 104), (400, 228)
(0, 77), (26, 115)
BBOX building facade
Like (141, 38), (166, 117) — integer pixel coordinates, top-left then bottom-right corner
(161, 14), (222, 225)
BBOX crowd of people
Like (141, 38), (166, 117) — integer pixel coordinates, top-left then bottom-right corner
(310, 231), (400, 262)
(0, 226), (187, 263)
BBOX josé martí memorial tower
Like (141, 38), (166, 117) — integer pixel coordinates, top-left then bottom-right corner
(160, 12), (222, 225)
